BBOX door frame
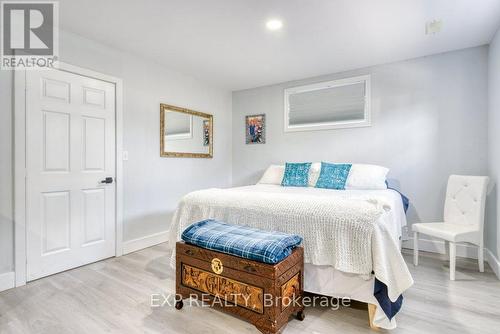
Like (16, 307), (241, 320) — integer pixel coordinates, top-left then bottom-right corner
(14, 62), (124, 287)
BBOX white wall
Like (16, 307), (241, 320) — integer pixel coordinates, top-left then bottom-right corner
(232, 46), (489, 241)
(1, 34), (496, 277)
(0, 30), (233, 275)
(59, 32), (233, 239)
(488, 28), (500, 258)
(0, 70), (13, 274)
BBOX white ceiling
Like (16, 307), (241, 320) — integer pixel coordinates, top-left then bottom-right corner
(60, 0), (500, 91)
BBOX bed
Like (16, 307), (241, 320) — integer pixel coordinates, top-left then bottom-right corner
(168, 183), (413, 329)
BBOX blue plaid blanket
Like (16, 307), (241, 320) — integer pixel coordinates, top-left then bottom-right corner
(181, 219), (302, 264)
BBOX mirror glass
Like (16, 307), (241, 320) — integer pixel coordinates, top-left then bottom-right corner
(160, 104), (212, 158)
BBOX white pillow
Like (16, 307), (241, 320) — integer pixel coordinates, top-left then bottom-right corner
(257, 163), (387, 188)
(345, 164), (389, 190)
(308, 162), (321, 187)
(258, 163), (320, 186)
(258, 165), (285, 185)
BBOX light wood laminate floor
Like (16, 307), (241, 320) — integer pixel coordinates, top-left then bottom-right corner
(1, 244), (499, 334)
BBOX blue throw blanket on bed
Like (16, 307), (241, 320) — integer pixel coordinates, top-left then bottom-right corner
(181, 219), (302, 264)
(387, 181), (410, 213)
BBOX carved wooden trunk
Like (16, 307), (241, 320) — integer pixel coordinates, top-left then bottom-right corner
(175, 242), (304, 334)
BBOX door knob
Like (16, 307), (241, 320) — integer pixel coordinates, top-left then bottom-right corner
(100, 177), (113, 184)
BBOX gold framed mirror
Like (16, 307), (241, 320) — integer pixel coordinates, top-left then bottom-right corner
(160, 103), (213, 158)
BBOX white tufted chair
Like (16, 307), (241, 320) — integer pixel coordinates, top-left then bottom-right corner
(412, 175), (489, 280)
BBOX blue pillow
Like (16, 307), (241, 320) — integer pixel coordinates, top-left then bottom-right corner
(281, 162), (312, 187)
(315, 162), (352, 190)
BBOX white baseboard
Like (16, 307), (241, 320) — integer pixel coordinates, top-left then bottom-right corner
(122, 231), (169, 255)
(402, 238), (480, 259)
(0, 271), (15, 293)
(485, 248), (500, 279)
(402, 238), (500, 280)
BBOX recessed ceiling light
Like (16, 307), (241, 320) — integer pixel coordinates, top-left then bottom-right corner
(266, 19), (283, 31)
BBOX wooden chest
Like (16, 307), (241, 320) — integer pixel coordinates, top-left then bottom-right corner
(175, 242), (305, 334)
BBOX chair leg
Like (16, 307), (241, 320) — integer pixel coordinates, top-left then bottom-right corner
(449, 242), (456, 281)
(413, 232), (419, 266)
(478, 244), (484, 273)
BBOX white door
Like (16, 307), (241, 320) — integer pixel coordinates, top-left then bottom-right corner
(25, 68), (116, 281)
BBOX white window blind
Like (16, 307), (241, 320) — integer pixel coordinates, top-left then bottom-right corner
(284, 75), (370, 131)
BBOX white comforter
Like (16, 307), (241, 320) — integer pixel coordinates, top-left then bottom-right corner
(168, 185), (413, 302)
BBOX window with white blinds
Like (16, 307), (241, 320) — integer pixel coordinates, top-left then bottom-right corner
(284, 75), (371, 132)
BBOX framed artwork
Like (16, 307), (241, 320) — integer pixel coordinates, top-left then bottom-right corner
(203, 120), (210, 146)
(245, 114), (266, 144)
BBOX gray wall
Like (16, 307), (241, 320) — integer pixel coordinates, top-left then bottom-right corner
(232, 46), (489, 243)
(0, 30), (233, 274)
(488, 28), (500, 258)
(1, 34), (496, 276)
(0, 70), (13, 274)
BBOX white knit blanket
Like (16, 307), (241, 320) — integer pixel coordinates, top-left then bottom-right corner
(168, 187), (413, 301)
